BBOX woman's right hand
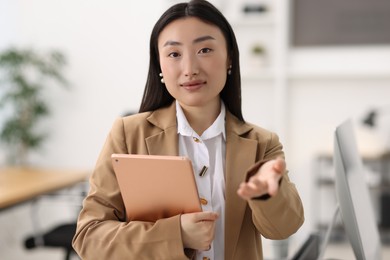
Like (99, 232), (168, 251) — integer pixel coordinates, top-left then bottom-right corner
(180, 211), (219, 251)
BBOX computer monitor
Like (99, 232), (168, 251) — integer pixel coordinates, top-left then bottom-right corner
(329, 119), (382, 259)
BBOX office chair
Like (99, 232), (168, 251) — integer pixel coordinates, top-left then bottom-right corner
(23, 182), (87, 260)
(24, 222), (77, 260)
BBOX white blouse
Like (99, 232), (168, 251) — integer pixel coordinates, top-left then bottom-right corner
(176, 100), (226, 260)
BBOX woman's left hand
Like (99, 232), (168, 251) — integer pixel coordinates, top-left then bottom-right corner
(237, 157), (285, 200)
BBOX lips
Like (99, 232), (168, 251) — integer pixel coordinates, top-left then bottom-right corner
(180, 80), (206, 90)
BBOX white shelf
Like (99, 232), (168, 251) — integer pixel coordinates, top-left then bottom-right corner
(288, 66), (390, 80)
(231, 16), (275, 28)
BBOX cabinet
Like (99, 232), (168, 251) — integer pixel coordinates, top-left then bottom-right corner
(227, 1), (277, 81)
(223, 0), (289, 138)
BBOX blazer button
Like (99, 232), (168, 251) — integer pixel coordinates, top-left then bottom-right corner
(200, 198), (208, 205)
(203, 257), (210, 260)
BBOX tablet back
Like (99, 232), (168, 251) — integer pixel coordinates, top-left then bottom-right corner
(111, 154), (202, 222)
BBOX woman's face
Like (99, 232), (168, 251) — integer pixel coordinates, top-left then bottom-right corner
(158, 17), (230, 110)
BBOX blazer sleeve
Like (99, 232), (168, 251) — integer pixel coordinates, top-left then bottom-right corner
(72, 118), (190, 260)
(246, 132), (305, 240)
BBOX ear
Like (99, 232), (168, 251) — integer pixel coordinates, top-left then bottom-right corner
(226, 58), (232, 70)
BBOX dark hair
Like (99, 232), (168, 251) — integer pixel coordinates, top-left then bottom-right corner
(139, 0), (243, 121)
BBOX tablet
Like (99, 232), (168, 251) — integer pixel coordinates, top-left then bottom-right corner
(111, 154), (202, 222)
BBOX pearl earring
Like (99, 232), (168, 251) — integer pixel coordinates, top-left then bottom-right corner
(159, 72), (165, 84)
(227, 65), (232, 75)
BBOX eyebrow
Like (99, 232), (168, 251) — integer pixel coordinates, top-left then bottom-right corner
(163, 35), (216, 47)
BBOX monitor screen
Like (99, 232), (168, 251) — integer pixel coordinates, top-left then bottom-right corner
(333, 119), (382, 259)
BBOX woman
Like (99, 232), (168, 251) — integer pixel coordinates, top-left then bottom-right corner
(72, 1), (304, 259)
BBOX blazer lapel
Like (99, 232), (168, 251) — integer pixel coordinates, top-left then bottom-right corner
(144, 103), (179, 156)
(224, 112), (258, 260)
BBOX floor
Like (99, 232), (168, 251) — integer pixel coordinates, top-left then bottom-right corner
(321, 242), (390, 260)
(262, 235), (390, 260)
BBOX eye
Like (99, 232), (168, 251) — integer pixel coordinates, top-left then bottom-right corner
(198, 48), (212, 54)
(168, 52), (181, 58)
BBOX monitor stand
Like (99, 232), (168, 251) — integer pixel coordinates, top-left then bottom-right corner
(317, 204), (340, 260)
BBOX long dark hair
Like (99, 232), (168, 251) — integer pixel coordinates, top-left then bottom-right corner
(139, 0), (243, 121)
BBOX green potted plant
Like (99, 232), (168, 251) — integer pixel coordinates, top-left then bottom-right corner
(250, 43), (267, 67)
(0, 47), (68, 165)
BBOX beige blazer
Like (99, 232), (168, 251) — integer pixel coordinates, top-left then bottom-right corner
(73, 102), (304, 260)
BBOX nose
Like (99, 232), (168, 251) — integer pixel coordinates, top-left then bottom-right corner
(182, 55), (199, 77)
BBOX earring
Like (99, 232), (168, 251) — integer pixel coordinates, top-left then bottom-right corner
(159, 72), (165, 84)
(227, 65), (232, 75)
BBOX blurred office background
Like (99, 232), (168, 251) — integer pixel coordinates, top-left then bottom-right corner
(1, 0), (390, 259)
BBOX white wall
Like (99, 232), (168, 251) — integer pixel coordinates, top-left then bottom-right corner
(0, 0), (164, 169)
(1, 0), (390, 259)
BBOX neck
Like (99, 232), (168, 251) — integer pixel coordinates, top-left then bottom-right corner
(180, 100), (221, 136)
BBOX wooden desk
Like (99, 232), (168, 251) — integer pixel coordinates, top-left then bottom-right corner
(0, 167), (90, 210)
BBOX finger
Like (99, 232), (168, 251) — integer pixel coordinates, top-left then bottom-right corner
(250, 176), (268, 189)
(201, 244), (211, 251)
(247, 177), (270, 196)
(246, 179), (261, 191)
(238, 183), (265, 199)
(237, 183), (252, 199)
(192, 211), (219, 222)
(237, 187), (251, 200)
(239, 182), (258, 196)
(267, 178), (280, 196)
(273, 158), (286, 173)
